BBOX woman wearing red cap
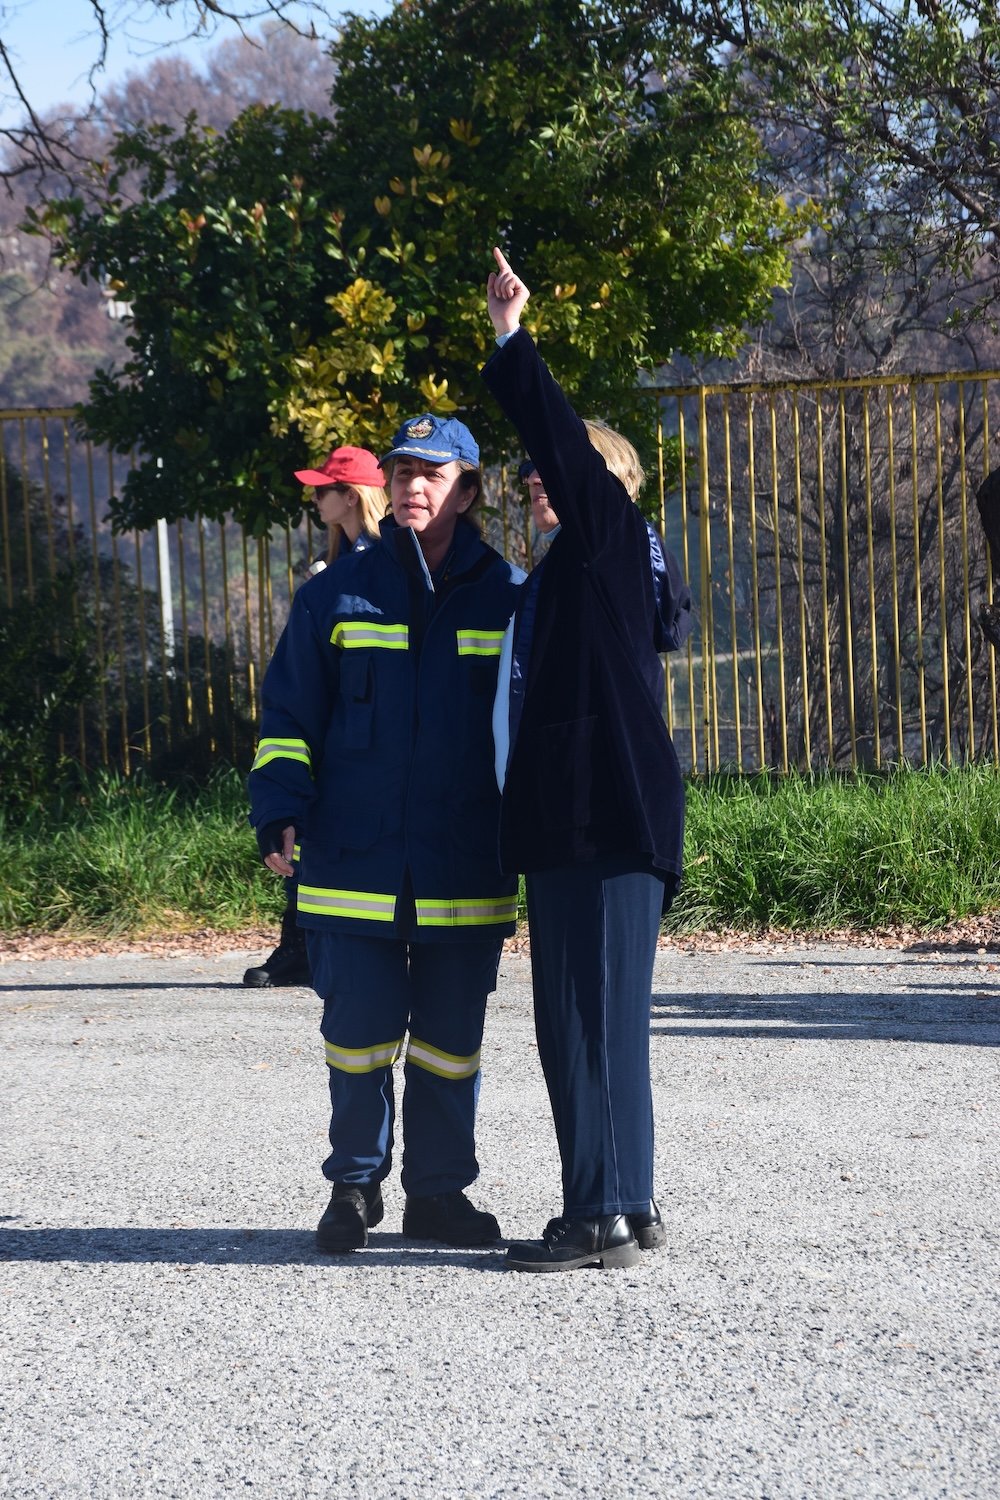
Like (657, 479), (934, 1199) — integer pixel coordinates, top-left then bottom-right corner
(295, 444), (388, 574)
(243, 445), (387, 989)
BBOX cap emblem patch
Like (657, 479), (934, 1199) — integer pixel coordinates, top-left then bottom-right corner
(406, 418), (434, 439)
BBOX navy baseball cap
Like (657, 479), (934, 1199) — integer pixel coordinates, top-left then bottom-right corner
(382, 413), (480, 467)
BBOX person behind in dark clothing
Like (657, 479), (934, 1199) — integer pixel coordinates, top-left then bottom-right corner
(975, 468), (1000, 650)
(483, 247), (694, 1273)
(243, 446), (386, 989)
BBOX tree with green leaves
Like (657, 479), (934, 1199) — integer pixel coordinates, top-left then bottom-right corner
(35, 0), (808, 532)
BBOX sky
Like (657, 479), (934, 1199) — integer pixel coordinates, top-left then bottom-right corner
(0, 0), (391, 129)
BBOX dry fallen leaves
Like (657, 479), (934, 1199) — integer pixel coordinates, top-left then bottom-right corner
(3, 912), (1000, 963)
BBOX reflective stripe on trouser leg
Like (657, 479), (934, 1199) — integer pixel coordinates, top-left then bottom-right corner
(307, 930), (412, 1187)
(398, 939), (502, 1199)
(325, 1038), (403, 1073)
(405, 1038), (480, 1079)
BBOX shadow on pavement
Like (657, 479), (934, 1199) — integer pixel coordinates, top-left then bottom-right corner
(0, 1225), (507, 1269)
(0, 982), (269, 993)
(650, 990), (1000, 1045)
(753, 957), (999, 970)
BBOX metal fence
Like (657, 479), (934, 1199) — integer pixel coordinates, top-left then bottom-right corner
(3, 372), (999, 776)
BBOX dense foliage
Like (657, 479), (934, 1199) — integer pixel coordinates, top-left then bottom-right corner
(34, 0), (807, 532)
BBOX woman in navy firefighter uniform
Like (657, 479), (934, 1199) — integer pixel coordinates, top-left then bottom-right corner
(248, 415), (521, 1253)
(483, 249), (694, 1273)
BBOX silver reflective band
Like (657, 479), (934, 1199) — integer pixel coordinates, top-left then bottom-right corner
(456, 629), (505, 657)
(331, 621), (409, 649)
(325, 1037), (404, 1073)
(251, 737), (312, 772)
(415, 895), (517, 927)
(406, 1037), (481, 1080)
(298, 886), (397, 921)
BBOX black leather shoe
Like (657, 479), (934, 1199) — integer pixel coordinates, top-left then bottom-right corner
(506, 1214), (641, 1273)
(242, 935), (311, 988)
(402, 1190), (501, 1246)
(628, 1198), (666, 1250)
(316, 1182), (384, 1253)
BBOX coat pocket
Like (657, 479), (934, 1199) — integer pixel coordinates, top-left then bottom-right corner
(331, 803), (382, 855)
(539, 715), (597, 831)
(339, 654), (375, 750)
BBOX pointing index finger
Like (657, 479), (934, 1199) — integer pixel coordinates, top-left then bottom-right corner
(492, 246), (512, 274)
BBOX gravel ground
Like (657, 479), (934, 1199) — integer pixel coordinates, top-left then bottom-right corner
(1, 942), (998, 1499)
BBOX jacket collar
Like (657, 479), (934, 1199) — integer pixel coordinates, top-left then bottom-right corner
(379, 516), (489, 592)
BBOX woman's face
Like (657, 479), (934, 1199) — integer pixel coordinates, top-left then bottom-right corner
(314, 483), (357, 529)
(526, 469), (559, 535)
(389, 457), (472, 547)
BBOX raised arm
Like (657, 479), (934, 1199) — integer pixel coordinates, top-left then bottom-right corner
(483, 249), (633, 559)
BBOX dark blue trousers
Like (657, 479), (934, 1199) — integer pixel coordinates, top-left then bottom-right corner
(306, 931), (502, 1198)
(525, 859), (665, 1218)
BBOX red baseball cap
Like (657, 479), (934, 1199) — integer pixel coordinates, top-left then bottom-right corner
(294, 446), (385, 489)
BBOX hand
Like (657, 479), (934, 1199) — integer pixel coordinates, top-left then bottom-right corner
(487, 247), (530, 336)
(259, 822), (296, 877)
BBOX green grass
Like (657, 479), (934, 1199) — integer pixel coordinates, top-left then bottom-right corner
(2, 764), (999, 938)
(670, 764), (1000, 932)
(0, 768), (284, 937)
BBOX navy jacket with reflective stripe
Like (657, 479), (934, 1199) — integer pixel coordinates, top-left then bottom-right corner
(248, 517), (522, 940)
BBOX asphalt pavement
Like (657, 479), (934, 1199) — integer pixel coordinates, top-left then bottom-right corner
(1, 940), (998, 1499)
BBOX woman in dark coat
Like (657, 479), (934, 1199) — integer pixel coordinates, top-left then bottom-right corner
(484, 249), (693, 1272)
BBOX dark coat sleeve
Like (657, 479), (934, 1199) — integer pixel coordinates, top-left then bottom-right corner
(483, 328), (632, 560)
(484, 328), (692, 652)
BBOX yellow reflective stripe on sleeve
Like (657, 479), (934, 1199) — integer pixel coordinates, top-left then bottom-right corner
(251, 737), (312, 773)
(405, 1037), (481, 1080)
(331, 621), (409, 649)
(325, 1037), (403, 1073)
(456, 629), (505, 657)
(297, 886), (397, 922)
(414, 895), (517, 928)
(292, 842), (301, 863)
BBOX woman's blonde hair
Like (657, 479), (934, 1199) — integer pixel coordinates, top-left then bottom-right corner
(583, 419), (644, 502)
(325, 482), (389, 562)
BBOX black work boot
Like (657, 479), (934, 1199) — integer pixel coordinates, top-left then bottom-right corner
(628, 1198), (666, 1250)
(243, 904), (311, 988)
(316, 1182), (385, 1253)
(402, 1190), (501, 1246)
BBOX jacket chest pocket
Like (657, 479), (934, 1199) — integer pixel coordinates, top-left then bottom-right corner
(465, 658), (498, 698)
(455, 627), (503, 699)
(340, 654), (375, 749)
